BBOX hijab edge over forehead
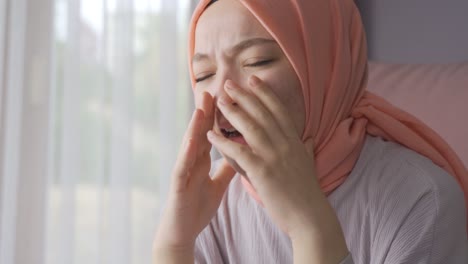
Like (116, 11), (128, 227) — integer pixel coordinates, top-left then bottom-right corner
(189, 0), (364, 147)
(189, 0), (312, 140)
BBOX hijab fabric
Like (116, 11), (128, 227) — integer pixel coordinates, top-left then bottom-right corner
(188, 0), (468, 228)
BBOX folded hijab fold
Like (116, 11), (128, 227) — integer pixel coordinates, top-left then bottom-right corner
(188, 0), (468, 229)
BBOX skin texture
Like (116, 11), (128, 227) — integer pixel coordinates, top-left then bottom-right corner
(192, 1), (305, 136)
(153, 1), (349, 263)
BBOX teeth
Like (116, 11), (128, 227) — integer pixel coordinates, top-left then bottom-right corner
(221, 128), (242, 138)
(223, 128), (237, 133)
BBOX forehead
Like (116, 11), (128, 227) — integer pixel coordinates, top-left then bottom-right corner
(194, 0), (272, 53)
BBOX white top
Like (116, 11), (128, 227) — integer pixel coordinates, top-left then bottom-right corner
(194, 135), (468, 263)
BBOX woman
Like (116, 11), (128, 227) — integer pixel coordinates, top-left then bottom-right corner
(153, 0), (468, 263)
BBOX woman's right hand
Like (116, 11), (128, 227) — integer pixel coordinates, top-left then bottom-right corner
(153, 92), (236, 257)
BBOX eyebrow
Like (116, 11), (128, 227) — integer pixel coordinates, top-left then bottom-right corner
(192, 38), (276, 65)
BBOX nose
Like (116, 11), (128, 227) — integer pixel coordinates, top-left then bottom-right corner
(208, 68), (241, 105)
(204, 68), (243, 125)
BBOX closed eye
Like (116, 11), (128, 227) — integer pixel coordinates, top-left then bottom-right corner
(195, 60), (274, 82)
(195, 73), (214, 83)
(245, 59), (274, 67)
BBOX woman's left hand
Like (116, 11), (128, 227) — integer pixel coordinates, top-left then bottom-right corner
(207, 76), (343, 243)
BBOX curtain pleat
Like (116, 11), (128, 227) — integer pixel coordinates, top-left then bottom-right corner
(0, 0), (27, 263)
(14, 0), (53, 263)
(53, 0), (82, 263)
(106, 0), (133, 263)
(158, 0), (179, 202)
(95, 1), (109, 263)
(0, 0), (7, 105)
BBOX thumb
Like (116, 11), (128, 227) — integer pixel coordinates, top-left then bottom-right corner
(212, 159), (236, 191)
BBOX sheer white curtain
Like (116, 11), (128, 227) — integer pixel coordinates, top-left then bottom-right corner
(0, 0), (195, 263)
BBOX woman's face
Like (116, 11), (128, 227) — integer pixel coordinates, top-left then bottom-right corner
(193, 0), (305, 140)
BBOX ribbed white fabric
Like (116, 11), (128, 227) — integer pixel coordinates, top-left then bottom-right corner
(195, 136), (468, 264)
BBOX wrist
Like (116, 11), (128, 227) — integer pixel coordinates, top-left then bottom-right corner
(152, 242), (195, 264)
(287, 193), (337, 240)
(291, 232), (349, 264)
(289, 199), (349, 263)
(153, 227), (196, 263)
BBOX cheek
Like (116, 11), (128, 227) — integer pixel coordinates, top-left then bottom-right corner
(257, 68), (305, 133)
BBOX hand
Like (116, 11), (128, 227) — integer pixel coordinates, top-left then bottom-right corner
(153, 92), (236, 254)
(207, 76), (342, 241)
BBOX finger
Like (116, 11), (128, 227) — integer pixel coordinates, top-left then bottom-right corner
(217, 95), (273, 151)
(200, 91), (214, 131)
(180, 109), (204, 150)
(171, 138), (197, 191)
(207, 130), (260, 177)
(248, 75), (299, 139)
(223, 80), (286, 144)
(198, 92), (215, 155)
(173, 110), (204, 181)
(212, 159), (236, 192)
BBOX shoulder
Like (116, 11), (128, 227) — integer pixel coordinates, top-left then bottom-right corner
(332, 135), (466, 218)
(331, 136), (467, 263)
(360, 136), (465, 221)
(337, 135), (465, 211)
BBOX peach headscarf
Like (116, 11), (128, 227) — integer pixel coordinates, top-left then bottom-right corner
(188, 0), (468, 223)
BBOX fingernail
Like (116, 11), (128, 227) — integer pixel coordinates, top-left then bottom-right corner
(218, 96), (229, 105)
(225, 80), (236, 90)
(249, 75), (261, 87)
(202, 91), (212, 100)
(207, 131), (216, 140)
(191, 109), (199, 120)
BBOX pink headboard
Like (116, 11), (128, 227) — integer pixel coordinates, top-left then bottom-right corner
(366, 62), (468, 167)
(355, 0), (468, 166)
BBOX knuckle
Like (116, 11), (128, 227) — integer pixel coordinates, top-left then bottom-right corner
(229, 105), (243, 117)
(257, 164), (271, 178)
(237, 144), (250, 156)
(257, 108), (270, 122)
(265, 142), (292, 164)
(245, 121), (261, 134)
(268, 153), (282, 166)
(278, 142), (293, 156)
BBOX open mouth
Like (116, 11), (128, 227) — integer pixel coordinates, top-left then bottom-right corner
(221, 128), (243, 138)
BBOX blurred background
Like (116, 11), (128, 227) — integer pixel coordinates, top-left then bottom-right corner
(0, 0), (196, 263)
